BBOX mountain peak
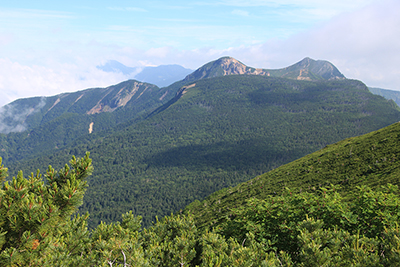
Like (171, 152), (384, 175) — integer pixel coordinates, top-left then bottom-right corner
(285, 57), (345, 80)
(184, 57), (268, 82)
(183, 56), (345, 83)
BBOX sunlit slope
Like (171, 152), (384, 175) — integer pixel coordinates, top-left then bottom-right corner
(185, 122), (400, 229)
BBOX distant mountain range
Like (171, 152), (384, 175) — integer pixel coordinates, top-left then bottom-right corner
(97, 60), (193, 88)
(2, 56), (399, 228)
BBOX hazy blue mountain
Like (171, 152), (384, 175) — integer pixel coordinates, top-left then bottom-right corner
(96, 60), (141, 76)
(369, 87), (400, 107)
(135, 64), (193, 87)
(97, 60), (192, 87)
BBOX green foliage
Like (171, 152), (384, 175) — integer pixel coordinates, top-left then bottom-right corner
(1, 154), (400, 266)
(220, 184), (400, 263)
(188, 121), (400, 229)
(0, 152), (93, 266)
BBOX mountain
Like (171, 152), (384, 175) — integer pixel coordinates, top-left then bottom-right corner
(135, 65), (193, 88)
(6, 74), (400, 228)
(2, 56), (400, 228)
(96, 60), (140, 76)
(369, 87), (400, 107)
(0, 80), (166, 134)
(185, 121), (400, 229)
(0, 80), (184, 164)
(0, 56), (343, 135)
(97, 60), (192, 87)
(183, 56), (345, 83)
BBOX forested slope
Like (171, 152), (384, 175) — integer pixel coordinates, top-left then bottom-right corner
(0, 80), (179, 163)
(185, 121), (400, 229)
(2, 153), (399, 266)
(8, 75), (400, 228)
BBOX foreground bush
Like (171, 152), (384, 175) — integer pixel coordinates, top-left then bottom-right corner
(0, 154), (399, 266)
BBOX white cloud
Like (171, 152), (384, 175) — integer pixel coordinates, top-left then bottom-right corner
(0, 97), (46, 133)
(231, 9), (249, 17)
(0, 58), (129, 107)
(1, 0), (398, 109)
(135, 0), (400, 90)
(108, 7), (148, 12)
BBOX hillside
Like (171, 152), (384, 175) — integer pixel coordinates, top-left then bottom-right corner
(0, 80), (166, 134)
(3, 152), (400, 265)
(7, 73), (400, 228)
(369, 87), (400, 107)
(185, 121), (400, 229)
(0, 80), (181, 163)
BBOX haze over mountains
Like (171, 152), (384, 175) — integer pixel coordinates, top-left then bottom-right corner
(97, 60), (193, 88)
(1, 56), (399, 227)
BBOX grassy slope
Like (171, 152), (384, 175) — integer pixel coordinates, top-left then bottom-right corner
(185, 122), (400, 229)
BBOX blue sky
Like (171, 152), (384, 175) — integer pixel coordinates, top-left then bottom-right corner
(0, 0), (399, 106)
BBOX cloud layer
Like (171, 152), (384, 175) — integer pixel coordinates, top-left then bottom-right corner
(0, 0), (398, 107)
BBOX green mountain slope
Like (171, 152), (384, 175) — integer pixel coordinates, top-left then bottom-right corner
(0, 80), (166, 134)
(185, 121), (400, 229)
(369, 87), (400, 107)
(0, 80), (179, 163)
(8, 74), (400, 228)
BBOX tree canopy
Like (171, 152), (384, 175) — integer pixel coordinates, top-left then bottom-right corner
(0, 154), (399, 266)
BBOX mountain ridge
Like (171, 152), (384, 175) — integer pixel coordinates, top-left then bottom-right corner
(0, 56), (346, 134)
(0, 80), (169, 134)
(183, 56), (345, 83)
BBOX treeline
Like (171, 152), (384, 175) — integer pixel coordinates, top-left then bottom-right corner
(0, 154), (399, 266)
